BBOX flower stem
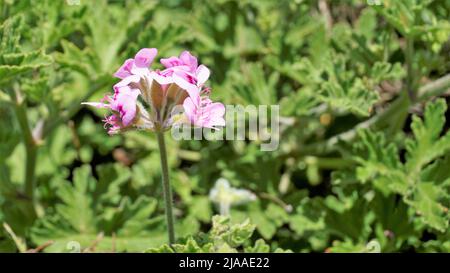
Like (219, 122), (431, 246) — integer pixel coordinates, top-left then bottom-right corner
(156, 131), (175, 245)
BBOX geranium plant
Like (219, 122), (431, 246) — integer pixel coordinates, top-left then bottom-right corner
(83, 48), (225, 244)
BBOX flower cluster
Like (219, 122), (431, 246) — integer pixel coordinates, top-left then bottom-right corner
(83, 48), (225, 134)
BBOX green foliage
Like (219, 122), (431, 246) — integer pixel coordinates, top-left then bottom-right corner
(0, 15), (52, 85)
(146, 216), (290, 253)
(30, 164), (167, 252)
(354, 99), (450, 232)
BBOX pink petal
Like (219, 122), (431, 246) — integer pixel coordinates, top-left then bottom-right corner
(120, 102), (136, 126)
(151, 71), (174, 85)
(183, 97), (197, 122)
(179, 51), (198, 72)
(130, 66), (150, 77)
(116, 75), (141, 87)
(114, 89), (140, 126)
(114, 59), (134, 79)
(173, 71), (200, 100)
(207, 102), (225, 117)
(207, 116), (226, 128)
(113, 75), (141, 95)
(160, 56), (183, 68)
(196, 65), (210, 86)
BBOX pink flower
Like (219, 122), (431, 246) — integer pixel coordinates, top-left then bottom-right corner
(82, 84), (140, 134)
(83, 48), (225, 134)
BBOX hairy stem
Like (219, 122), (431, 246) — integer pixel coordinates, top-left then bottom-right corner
(156, 131), (175, 245)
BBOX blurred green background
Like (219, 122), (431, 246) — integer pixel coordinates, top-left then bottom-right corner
(0, 0), (449, 252)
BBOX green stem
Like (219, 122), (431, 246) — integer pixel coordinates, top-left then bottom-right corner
(156, 131), (175, 245)
(24, 144), (37, 199)
(13, 98), (38, 213)
(388, 35), (416, 134)
(304, 156), (354, 169)
(418, 73), (450, 100)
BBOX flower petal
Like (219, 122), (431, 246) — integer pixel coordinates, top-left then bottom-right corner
(134, 48), (157, 68)
(114, 59), (134, 79)
(160, 56), (183, 68)
(207, 102), (226, 117)
(183, 97), (197, 123)
(196, 65), (210, 86)
(179, 51), (198, 72)
(81, 102), (109, 108)
(151, 71), (174, 85)
(173, 71), (200, 100)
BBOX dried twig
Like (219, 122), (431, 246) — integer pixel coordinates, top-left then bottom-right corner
(27, 241), (54, 253)
(83, 232), (104, 253)
(3, 222), (27, 253)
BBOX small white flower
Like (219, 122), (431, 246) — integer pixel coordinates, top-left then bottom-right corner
(209, 178), (256, 215)
(66, 0), (81, 6)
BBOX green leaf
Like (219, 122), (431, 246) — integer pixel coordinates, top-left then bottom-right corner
(354, 130), (407, 195)
(351, 99), (450, 231)
(289, 199), (325, 237)
(319, 54), (380, 116)
(370, 62), (404, 83)
(31, 165), (166, 252)
(145, 216), (289, 253)
(408, 182), (448, 232)
(56, 165), (96, 234)
(211, 215), (255, 248)
(248, 202), (277, 240)
(188, 196), (212, 223)
(229, 62), (278, 105)
(0, 51), (52, 85)
(406, 99), (450, 175)
(244, 239), (270, 253)
(372, 193), (417, 248)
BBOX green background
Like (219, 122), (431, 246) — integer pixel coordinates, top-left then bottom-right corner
(0, 0), (449, 252)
